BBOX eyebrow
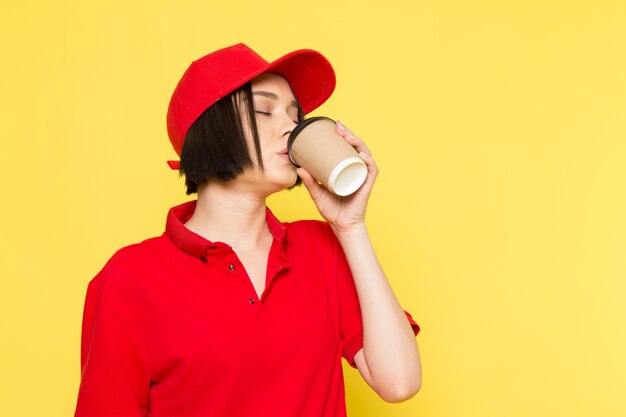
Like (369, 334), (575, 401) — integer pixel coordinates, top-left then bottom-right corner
(253, 91), (298, 109)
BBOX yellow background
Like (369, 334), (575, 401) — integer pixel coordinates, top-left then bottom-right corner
(1, 1), (625, 416)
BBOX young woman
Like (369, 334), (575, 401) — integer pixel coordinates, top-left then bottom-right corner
(75, 43), (421, 417)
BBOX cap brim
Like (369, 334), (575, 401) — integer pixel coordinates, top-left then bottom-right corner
(263, 49), (336, 114)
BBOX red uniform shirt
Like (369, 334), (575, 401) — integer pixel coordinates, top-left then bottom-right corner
(75, 200), (419, 417)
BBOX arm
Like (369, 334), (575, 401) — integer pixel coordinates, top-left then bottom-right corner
(297, 121), (422, 402)
(336, 223), (421, 402)
(75, 280), (151, 416)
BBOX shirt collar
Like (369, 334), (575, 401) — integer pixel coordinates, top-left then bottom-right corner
(165, 200), (287, 260)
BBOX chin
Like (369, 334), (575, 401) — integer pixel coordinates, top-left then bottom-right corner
(287, 177), (303, 190)
(257, 163), (298, 193)
(275, 175), (299, 191)
(275, 167), (299, 188)
(271, 175), (299, 194)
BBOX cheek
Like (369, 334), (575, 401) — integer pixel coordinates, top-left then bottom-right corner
(257, 129), (273, 156)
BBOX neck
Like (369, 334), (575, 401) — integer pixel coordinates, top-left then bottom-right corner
(185, 181), (270, 251)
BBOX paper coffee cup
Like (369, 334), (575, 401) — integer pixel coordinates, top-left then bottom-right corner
(288, 117), (367, 196)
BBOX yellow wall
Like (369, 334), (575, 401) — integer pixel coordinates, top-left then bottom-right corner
(1, 1), (625, 416)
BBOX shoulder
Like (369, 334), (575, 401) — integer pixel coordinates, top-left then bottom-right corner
(88, 235), (168, 295)
(283, 219), (345, 264)
(104, 235), (166, 271)
(285, 218), (333, 237)
(284, 219), (338, 245)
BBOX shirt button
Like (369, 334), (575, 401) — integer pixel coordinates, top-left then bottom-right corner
(249, 298), (255, 304)
(228, 264), (235, 271)
(209, 245), (216, 250)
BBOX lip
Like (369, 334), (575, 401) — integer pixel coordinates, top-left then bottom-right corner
(277, 147), (291, 162)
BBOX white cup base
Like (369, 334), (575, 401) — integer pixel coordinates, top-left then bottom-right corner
(328, 157), (368, 196)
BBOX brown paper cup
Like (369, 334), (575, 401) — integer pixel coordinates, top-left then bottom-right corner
(288, 117), (367, 196)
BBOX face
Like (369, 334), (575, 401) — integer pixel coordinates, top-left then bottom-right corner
(236, 72), (300, 193)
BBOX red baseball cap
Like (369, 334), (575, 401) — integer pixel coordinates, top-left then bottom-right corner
(166, 43), (336, 169)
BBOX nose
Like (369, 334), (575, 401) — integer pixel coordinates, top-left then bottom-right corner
(280, 112), (298, 138)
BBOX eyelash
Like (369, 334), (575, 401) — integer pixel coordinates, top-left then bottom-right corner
(255, 111), (298, 124)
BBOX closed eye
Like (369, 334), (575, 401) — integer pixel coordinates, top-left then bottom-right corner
(255, 111), (298, 124)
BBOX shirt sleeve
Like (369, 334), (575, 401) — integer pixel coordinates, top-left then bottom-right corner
(75, 280), (151, 417)
(333, 230), (421, 369)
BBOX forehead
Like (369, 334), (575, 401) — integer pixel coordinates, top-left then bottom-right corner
(251, 73), (296, 99)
